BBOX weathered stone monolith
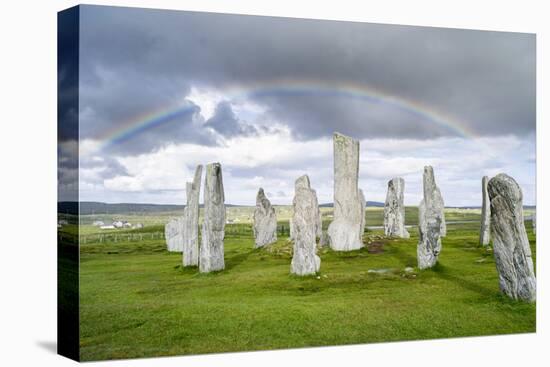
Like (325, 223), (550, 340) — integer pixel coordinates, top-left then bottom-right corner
(327, 132), (364, 251)
(199, 163), (226, 273)
(488, 173), (536, 302)
(290, 175), (321, 275)
(417, 166), (444, 269)
(182, 165), (202, 266)
(532, 212), (536, 235)
(253, 188), (278, 248)
(165, 217), (184, 252)
(383, 177), (409, 238)
(479, 176), (491, 246)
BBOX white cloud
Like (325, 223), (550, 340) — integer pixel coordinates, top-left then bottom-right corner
(79, 131), (536, 207)
(186, 86), (225, 121)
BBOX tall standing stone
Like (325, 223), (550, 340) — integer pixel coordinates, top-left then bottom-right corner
(479, 176), (491, 246)
(417, 166), (444, 269)
(488, 173), (536, 302)
(253, 188), (278, 248)
(199, 163), (226, 273)
(532, 212), (536, 235)
(383, 177), (409, 238)
(327, 132), (364, 251)
(182, 165), (202, 266)
(165, 217), (184, 252)
(290, 175), (321, 275)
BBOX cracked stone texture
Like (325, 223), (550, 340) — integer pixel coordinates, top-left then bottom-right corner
(165, 217), (184, 252)
(253, 188), (278, 248)
(479, 176), (491, 246)
(182, 165), (202, 266)
(383, 177), (409, 238)
(199, 163), (226, 273)
(488, 173), (536, 302)
(417, 166), (444, 269)
(327, 132), (364, 251)
(290, 175), (321, 275)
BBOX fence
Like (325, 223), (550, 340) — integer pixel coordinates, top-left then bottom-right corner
(60, 224), (292, 245)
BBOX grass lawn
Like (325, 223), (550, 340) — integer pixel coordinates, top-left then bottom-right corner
(79, 213), (536, 361)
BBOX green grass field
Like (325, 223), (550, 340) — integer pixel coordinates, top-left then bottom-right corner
(77, 207), (536, 361)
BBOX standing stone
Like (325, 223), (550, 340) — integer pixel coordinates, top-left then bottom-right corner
(327, 132), (364, 251)
(253, 188), (278, 248)
(479, 176), (491, 246)
(289, 218), (294, 240)
(532, 212), (536, 235)
(199, 163), (225, 273)
(290, 175), (321, 275)
(182, 165), (202, 266)
(383, 177), (409, 238)
(488, 173), (536, 302)
(417, 166), (444, 269)
(165, 217), (184, 252)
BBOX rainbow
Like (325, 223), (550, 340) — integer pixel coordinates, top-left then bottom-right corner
(98, 78), (475, 150)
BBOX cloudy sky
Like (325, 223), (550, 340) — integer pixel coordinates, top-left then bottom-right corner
(59, 5), (536, 206)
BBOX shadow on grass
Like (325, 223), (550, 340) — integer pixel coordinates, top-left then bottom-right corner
(391, 244), (417, 268)
(428, 263), (496, 298)
(225, 249), (255, 271)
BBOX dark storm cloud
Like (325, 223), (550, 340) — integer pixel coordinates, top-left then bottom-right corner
(79, 5), (535, 149)
(205, 101), (257, 137)
(79, 66), (218, 154)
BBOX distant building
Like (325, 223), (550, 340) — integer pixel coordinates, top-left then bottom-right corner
(93, 220), (105, 226)
(123, 222), (132, 228)
(112, 221), (124, 228)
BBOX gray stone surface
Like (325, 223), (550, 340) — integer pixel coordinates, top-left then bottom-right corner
(199, 163), (226, 273)
(532, 212), (536, 235)
(479, 176), (491, 246)
(253, 188), (278, 248)
(488, 173), (536, 302)
(327, 132), (364, 251)
(383, 177), (409, 238)
(182, 165), (202, 266)
(165, 217), (184, 252)
(290, 175), (321, 275)
(417, 166), (444, 269)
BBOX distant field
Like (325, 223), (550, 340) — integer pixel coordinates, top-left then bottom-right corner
(60, 205), (535, 237)
(75, 206), (536, 361)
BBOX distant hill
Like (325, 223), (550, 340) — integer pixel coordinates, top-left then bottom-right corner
(58, 201), (535, 215)
(59, 201), (243, 215)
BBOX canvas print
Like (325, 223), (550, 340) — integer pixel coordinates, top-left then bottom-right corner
(57, 5), (536, 362)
